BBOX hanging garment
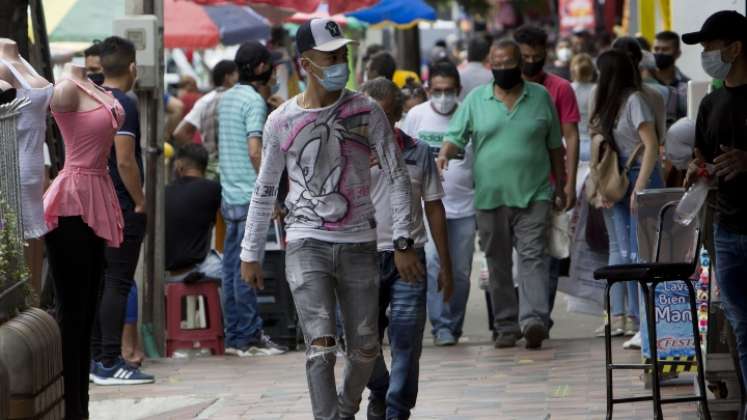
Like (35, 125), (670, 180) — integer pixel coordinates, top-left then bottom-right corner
(0, 57), (54, 239)
(44, 78), (125, 247)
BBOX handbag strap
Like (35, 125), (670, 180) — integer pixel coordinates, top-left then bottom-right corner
(622, 143), (644, 172)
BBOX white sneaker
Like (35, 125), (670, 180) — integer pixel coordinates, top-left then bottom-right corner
(230, 334), (289, 357)
(594, 316), (624, 337)
(624, 316), (639, 337)
(224, 347), (240, 356)
(623, 332), (642, 349)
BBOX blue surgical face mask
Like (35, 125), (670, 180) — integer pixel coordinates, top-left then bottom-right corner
(307, 59), (349, 92)
(701, 48), (732, 80)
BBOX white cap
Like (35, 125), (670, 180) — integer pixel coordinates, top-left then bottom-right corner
(297, 18), (355, 54)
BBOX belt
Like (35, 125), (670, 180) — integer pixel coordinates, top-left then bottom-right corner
(60, 166), (108, 176)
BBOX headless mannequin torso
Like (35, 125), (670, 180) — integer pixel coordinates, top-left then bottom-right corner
(0, 38), (52, 296)
(0, 39), (50, 89)
(52, 63), (118, 114)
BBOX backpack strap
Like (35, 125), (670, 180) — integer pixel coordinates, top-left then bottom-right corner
(622, 143), (645, 172)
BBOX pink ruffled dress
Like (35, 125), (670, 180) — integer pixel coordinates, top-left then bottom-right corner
(44, 78), (125, 247)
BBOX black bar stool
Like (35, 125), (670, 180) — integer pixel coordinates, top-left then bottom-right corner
(593, 201), (711, 420)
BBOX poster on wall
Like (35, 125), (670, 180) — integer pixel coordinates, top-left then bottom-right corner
(558, 0), (596, 34)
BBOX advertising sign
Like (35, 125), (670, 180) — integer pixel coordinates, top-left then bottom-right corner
(558, 0), (596, 34)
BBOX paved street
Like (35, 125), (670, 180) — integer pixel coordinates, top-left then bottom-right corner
(91, 264), (702, 419)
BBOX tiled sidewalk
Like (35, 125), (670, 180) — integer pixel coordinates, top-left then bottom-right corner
(90, 337), (701, 419)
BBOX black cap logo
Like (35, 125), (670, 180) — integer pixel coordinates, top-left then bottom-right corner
(325, 22), (341, 38)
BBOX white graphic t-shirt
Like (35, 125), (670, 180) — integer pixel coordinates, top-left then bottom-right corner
(240, 90), (413, 262)
(401, 100), (474, 219)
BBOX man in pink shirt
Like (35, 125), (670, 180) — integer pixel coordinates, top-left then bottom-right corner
(515, 25), (581, 329)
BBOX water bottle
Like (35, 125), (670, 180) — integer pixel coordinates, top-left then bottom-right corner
(674, 178), (710, 226)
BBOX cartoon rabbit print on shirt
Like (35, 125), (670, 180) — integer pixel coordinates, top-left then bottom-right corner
(291, 110), (350, 226)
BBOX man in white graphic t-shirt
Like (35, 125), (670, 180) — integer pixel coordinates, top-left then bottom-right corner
(401, 60), (475, 346)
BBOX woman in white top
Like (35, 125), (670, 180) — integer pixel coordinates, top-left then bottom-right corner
(590, 49), (664, 344)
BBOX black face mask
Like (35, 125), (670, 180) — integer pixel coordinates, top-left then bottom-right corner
(244, 66), (273, 85)
(521, 57), (545, 77)
(654, 53), (675, 70)
(88, 72), (105, 86)
(492, 67), (523, 90)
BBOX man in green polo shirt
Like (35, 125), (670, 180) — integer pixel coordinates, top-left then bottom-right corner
(437, 39), (566, 350)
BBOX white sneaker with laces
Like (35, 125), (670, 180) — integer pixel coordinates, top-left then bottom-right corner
(233, 334), (289, 357)
(623, 332), (642, 349)
(594, 316), (624, 337)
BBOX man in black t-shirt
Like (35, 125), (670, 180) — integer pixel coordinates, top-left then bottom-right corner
(165, 144), (222, 281)
(91, 36), (155, 387)
(683, 10), (747, 394)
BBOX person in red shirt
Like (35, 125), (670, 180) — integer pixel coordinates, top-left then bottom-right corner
(515, 25), (582, 330)
(177, 74), (202, 118)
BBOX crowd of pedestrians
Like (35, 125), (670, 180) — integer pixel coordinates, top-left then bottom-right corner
(24, 9), (747, 420)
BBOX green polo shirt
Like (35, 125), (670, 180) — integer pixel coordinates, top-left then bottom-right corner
(445, 82), (562, 210)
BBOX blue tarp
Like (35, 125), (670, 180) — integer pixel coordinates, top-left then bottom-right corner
(347, 0), (436, 26)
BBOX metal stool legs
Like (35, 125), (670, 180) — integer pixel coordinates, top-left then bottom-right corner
(603, 278), (712, 419)
(604, 281), (614, 420)
(684, 279), (711, 419)
(643, 282), (665, 419)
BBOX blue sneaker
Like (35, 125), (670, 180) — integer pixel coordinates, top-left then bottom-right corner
(434, 329), (456, 347)
(89, 360), (95, 383)
(92, 359), (155, 386)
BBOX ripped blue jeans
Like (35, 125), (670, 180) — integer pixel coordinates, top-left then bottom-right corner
(285, 238), (381, 420)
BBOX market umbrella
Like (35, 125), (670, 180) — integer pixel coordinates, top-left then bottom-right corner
(347, 0), (437, 28)
(235, 0), (376, 15)
(287, 3), (348, 26)
(165, 0), (271, 49)
(44, 0), (125, 43)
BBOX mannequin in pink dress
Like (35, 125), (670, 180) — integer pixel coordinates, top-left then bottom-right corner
(0, 38), (53, 296)
(45, 63), (124, 420)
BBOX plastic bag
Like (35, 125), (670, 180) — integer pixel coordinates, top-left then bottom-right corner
(548, 210), (571, 259)
(674, 164), (714, 226)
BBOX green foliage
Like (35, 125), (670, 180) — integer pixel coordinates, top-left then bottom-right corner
(0, 200), (31, 313)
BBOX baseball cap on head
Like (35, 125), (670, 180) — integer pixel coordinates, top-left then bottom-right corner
(296, 18), (355, 55)
(235, 41), (272, 70)
(682, 10), (747, 45)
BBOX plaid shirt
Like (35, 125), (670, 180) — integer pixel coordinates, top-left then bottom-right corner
(217, 84), (267, 205)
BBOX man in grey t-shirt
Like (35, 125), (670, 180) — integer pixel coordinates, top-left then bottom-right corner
(360, 77), (453, 420)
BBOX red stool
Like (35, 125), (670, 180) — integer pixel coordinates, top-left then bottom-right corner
(165, 280), (225, 356)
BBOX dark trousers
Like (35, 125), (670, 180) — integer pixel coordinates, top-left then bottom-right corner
(45, 217), (106, 420)
(91, 211), (145, 366)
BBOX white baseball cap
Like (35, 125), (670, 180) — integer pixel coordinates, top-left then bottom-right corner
(296, 18), (355, 54)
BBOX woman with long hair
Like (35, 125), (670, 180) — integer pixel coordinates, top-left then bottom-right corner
(590, 49), (663, 347)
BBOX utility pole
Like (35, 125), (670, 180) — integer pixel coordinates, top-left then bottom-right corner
(395, 28), (421, 73)
(124, 0), (166, 356)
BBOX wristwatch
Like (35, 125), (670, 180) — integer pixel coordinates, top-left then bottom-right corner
(393, 237), (414, 252)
